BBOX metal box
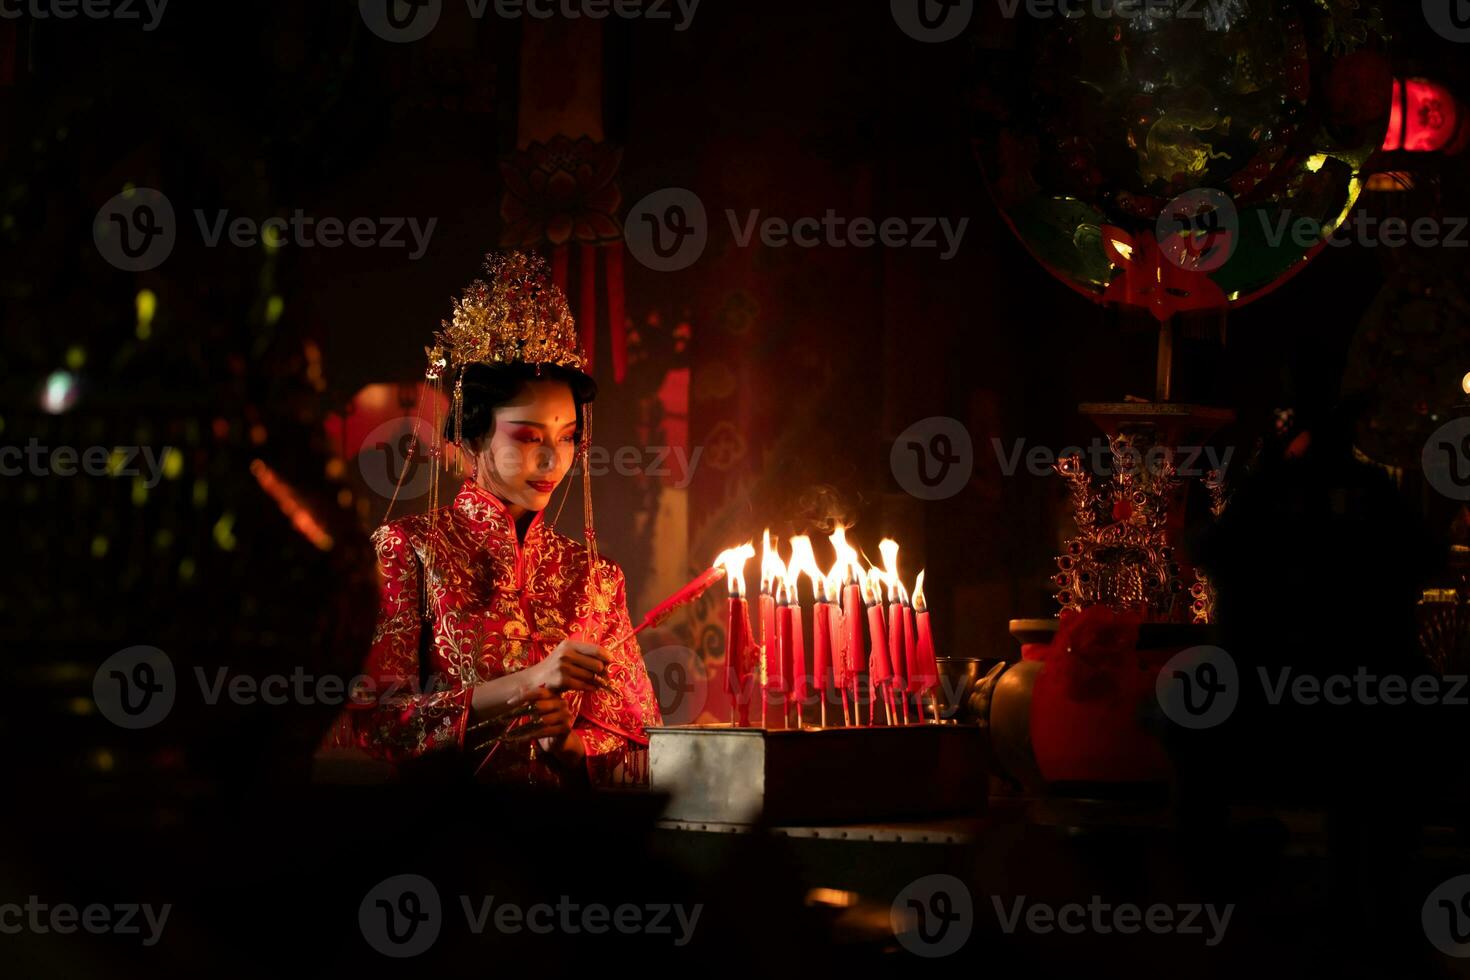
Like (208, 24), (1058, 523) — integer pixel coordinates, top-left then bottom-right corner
(648, 724), (988, 825)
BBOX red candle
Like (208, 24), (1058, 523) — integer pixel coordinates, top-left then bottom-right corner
(774, 581), (794, 727)
(903, 599), (922, 696)
(866, 599), (893, 689)
(716, 542), (757, 726)
(887, 589), (907, 721)
(865, 569), (903, 726)
(828, 593), (847, 689)
(812, 578), (831, 696)
(825, 578), (851, 725)
(758, 530), (780, 725)
(843, 574), (864, 723)
(840, 577), (861, 655)
(914, 571), (940, 721)
(725, 595), (755, 725)
(760, 587), (776, 682)
(789, 580), (808, 709)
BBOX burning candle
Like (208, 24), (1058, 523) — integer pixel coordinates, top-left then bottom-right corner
(829, 527), (865, 726)
(811, 575), (832, 727)
(717, 543), (756, 726)
(759, 530), (781, 727)
(774, 578), (794, 728)
(787, 577), (807, 728)
(862, 568), (898, 725)
(845, 573), (865, 724)
(887, 591), (907, 723)
(824, 568), (851, 726)
(758, 643), (769, 728)
(879, 540), (909, 724)
(913, 570), (941, 724)
(787, 536), (822, 728)
(902, 585), (924, 723)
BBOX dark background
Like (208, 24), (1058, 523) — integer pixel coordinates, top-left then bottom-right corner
(3, 1), (1469, 975)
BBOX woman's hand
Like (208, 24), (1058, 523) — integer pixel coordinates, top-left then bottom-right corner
(506, 686), (587, 774)
(504, 685), (573, 744)
(526, 638), (613, 694)
(537, 727), (586, 773)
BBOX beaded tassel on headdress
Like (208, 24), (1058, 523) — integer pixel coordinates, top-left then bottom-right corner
(581, 402), (598, 574)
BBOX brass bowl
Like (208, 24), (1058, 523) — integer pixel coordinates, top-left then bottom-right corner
(935, 657), (1004, 723)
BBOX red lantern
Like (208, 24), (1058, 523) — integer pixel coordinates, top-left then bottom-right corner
(1382, 78), (1467, 155)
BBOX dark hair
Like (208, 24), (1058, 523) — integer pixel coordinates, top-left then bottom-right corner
(445, 362), (598, 448)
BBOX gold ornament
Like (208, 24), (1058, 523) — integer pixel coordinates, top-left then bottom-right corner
(432, 250), (585, 375)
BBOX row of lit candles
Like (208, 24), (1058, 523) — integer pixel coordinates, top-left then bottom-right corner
(713, 527), (940, 728)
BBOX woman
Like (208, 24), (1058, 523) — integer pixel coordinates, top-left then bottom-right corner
(350, 251), (662, 786)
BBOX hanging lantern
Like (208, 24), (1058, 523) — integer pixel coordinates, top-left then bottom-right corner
(1382, 78), (1467, 155)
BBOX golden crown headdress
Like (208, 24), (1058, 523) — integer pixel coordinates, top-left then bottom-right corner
(426, 250), (585, 377)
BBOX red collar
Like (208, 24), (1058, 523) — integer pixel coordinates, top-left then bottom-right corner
(456, 480), (545, 537)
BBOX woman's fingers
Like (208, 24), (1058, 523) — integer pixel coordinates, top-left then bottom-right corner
(541, 664), (608, 693)
(505, 704), (572, 742)
(531, 698), (568, 719)
(507, 685), (553, 707)
(563, 653), (617, 692)
(504, 723), (559, 743)
(567, 641), (613, 665)
(562, 649), (610, 674)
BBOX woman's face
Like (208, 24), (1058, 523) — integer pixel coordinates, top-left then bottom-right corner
(473, 379), (579, 517)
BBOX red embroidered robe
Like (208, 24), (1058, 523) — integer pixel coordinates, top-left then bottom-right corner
(350, 480), (662, 786)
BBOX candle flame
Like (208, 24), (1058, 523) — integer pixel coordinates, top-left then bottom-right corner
(714, 541), (756, 598)
(858, 565), (877, 606)
(787, 535), (822, 596)
(827, 526), (862, 584)
(760, 528), (785, 595)
(879, 538), (900, 589)
(824, 566), (844, 601)
(912, 570), (927, 613)
(869, 566), (891, 604)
